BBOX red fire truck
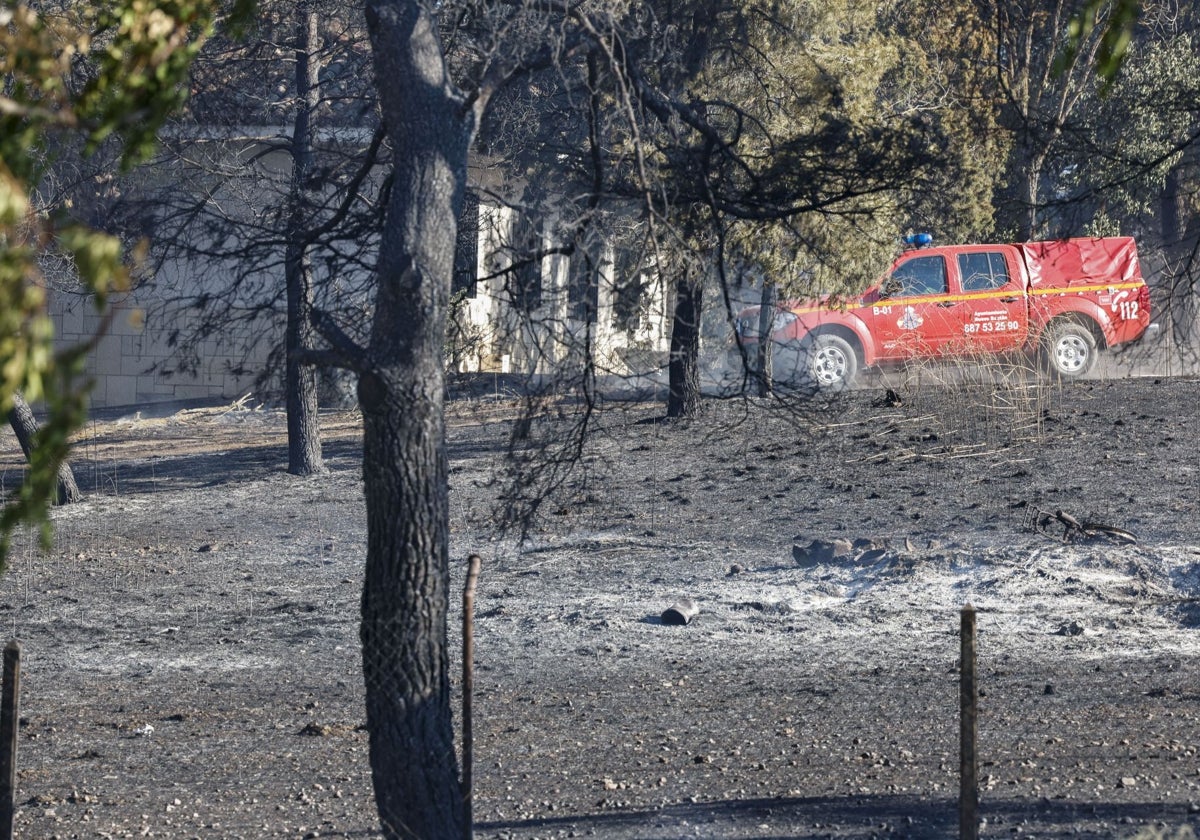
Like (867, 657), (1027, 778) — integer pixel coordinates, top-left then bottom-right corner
(733, 236), (1153, 390)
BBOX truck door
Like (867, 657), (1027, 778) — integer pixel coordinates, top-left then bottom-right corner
(952, 250), (1028, 352)
(868, 253), (958, 360)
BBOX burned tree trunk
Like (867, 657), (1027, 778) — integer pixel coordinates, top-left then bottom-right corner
(8, 393), (80, 505)
(754, 281), (775, 397)
(284, 5), (326, 476)
(357, 0), (472, 835)
(284, 251), (325, 476)
(666, 267), (703, 419)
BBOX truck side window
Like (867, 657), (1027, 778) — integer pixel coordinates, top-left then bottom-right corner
(958, 252), (1011, 291)
(889, 255), (947, 297)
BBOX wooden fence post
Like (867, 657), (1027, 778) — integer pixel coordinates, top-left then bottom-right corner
(0, 640), (21, 840)
(462, 554), (482, 840)
(960, 604), (978, 840)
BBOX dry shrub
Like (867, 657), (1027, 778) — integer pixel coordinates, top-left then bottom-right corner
(881, 347), (1059, 450)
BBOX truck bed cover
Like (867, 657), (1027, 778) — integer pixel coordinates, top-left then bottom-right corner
(1019, 237), (1142, 288)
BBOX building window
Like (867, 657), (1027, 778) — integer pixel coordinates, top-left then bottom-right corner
(612, 247), (647, 332)
(508, 211), (542, 311)
(568, 239), (601, 323)
(453, 191), (480, 298)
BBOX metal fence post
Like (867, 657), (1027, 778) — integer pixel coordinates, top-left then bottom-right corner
(0, 640), (21, 840)
(462, 554), (482, 840)
(960, 604), (978, 840)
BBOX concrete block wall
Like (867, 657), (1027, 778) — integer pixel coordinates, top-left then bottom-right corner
(49, 288), (275, 411)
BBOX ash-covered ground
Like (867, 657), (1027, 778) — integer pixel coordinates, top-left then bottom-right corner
(1, 368), (1200, 839)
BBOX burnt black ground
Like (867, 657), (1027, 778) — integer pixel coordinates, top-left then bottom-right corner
(1, 371), (1200, 839)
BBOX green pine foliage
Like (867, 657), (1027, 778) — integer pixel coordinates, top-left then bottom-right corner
(0, 0), (242, 566)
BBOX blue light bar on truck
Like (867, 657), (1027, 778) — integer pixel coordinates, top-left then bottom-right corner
(903, 232), (933, 248)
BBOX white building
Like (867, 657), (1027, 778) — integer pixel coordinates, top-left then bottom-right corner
(449, 190), (671, 379)
(48, 161), (675, 409)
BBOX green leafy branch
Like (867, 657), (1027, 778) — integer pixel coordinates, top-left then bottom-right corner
(0, 0), (249, 567)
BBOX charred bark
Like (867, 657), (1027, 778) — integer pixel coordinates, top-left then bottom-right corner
(359, 0), (472, 835)
(285, 6), (326, 476)
(359, 366), (459, 839)
(285, 254), (325, 475)
(667, 268), (703, 418)
(8, 393), (80, 505)
(754, 281), (775, 397)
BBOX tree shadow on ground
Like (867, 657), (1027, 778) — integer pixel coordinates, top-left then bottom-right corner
(67, 438), (366, 494)
(477, 793), (1199, 839)
(60, 430), (518, 496)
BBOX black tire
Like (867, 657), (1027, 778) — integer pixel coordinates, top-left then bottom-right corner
(1041, 321), (1098, 380)
(772, 333), (858, 392)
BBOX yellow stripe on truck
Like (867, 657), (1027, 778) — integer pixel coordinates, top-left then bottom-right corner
(784, 281), (1145, 313)
(1026, 281), (1144, 297)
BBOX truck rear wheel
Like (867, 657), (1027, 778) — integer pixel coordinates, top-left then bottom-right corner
(772, 334), (858, 392)
(1041, 321), (1098, 379)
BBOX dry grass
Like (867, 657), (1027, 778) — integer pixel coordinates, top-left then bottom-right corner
(877, 349), (1058, 449)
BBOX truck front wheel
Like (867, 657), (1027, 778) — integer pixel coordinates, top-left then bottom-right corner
(773, 334), (858, 392)
(1041, 321), (1098, 379)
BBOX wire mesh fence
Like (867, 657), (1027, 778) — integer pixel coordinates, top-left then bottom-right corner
(0, 381), (1197, 838)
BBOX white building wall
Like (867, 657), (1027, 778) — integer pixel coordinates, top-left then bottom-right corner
(453, 203), (672, 376)
(54, 192), (676, 409)
(48, 265), (276, 410)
